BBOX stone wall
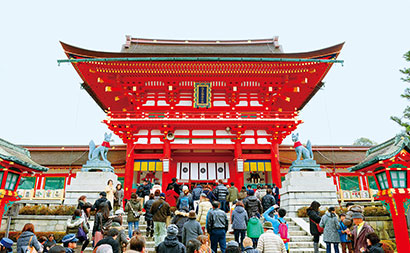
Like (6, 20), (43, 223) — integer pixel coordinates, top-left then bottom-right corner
(301, 216), (394, 240)
(365, 216), (395, 240)
(1, 215), (71, 232)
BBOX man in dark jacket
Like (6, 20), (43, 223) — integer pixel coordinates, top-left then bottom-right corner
(261, 188), (276, 214)
(213, 180), (229, 212)
(167, 178), (181, 195)
(150, 193), (171, 248)
(156, 224), (186, 253)
(272, 183), (280, 205)
(92, 192), (112, 211)
(140, 180), (151, 198)
(243, 191), (263, 218)
(95, 228), (120, 253)
(206, 201), (229, 253)
(191, 184), (203, 211)
(144, 193), (155, 237)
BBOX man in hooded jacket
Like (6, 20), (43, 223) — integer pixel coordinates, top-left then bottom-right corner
(261, 188), (276, 214)
(156, 224), (186, 253)
(243, 191), (263, 218)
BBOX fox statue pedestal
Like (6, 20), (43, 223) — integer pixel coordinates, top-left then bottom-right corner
(64, 172), (118, 205)
(280, 171), (339, 217)
(64, 133), (117, 205)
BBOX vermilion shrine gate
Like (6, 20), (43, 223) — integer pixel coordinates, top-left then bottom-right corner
(60, 36), (343, 199)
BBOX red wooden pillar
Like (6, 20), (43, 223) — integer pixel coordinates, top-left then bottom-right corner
(124, 142), (134, 200)
(0, 198), (6, 225)
(270, 142), (281, 188)
(234, 140), (244, 188)
(387, 195), (410, 252)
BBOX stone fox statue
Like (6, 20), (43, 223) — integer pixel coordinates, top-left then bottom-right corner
(89, 133), (112, 163)
(292, 133), (313, 160)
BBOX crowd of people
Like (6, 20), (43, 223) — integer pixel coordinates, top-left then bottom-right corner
(4, 178), (386, 253)
(307, 201), (385, 253)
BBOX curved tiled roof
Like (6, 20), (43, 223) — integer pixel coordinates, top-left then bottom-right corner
(0, 138), (48, 172)
(349, 133), (410, 171)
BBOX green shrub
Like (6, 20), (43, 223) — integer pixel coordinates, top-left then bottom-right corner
(19, 205), (76, 216)
(380, 240), (396, 253)
(297, 207), (308, 217)
(296, 205), (389, 217)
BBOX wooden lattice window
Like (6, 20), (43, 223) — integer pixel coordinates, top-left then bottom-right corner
(390, 171), (407, 188)
(367, 176), (378, 190)
(5, 173), (19, 191)
(376, 172), (389, 190)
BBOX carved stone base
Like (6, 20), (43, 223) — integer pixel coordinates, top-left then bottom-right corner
(289, 159), (321, 172)
(64, 172), (119, 205)
(82, 160), (114, 173)
(280, 171), (339, 217)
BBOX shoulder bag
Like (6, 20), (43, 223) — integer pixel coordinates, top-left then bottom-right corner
(310, 218), (324, 234)
(25, 236), (38, 253)
(129, 202), (141, 219)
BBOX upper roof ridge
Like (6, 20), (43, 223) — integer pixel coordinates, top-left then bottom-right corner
(123, 35), (281, 47)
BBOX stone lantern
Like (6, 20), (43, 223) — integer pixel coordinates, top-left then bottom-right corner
(0, 138), (48, 228)
(350, 133), (410, 252)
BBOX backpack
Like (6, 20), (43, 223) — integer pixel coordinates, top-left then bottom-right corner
(192, 188), (202, 200)
(179, 195), (190, 209)
(278, 219), (289, 243)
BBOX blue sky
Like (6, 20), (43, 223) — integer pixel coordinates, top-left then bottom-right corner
(1, 0), (409, 146)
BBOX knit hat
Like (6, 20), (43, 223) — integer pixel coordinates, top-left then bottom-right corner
(188, 210), (196, 219)
(200, 193), (207, 198)
(167, 224), (179, 236)
(62, 234), (79, 243)
(182, 185), (189, 191)
(263, 221), (273, 229)
(160, 193), (166, 198)
(0, 238), (13, 252)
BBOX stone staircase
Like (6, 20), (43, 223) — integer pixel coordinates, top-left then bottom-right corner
(83, 216), (325, 252)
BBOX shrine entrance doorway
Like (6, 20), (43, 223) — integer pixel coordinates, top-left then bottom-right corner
(177, 162), (230, 183)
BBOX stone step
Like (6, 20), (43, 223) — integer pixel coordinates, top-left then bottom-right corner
(289, 248), (326, 253)
(289, 230), (308, 236)
(288, 225), (301, 231)
(289, 242), (314, 248)
(290, 235), (313, 242)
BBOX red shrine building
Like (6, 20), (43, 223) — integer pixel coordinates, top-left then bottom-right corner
(58, 36), (344, 199)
